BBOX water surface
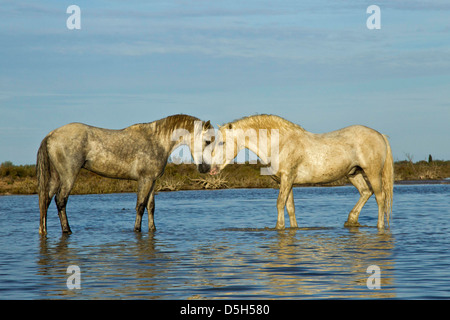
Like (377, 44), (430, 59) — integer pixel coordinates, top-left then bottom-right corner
(0, 185), (449, 299)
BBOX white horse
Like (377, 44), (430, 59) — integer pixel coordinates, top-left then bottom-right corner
(209, 114), (393, 230)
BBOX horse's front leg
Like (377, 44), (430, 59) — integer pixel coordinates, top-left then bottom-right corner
(147, 189), (156, 232)
(275, 175), (293, 230)
(134, 179), (155, 232)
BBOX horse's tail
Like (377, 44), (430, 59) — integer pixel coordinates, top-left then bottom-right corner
(381, 134), (394, 226)
(37, 136), (52, 234)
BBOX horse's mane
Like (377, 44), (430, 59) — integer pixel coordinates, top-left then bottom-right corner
(130, 114), (210, 135)
(159, 114), (200, 131)
(225, 114), (305, 132)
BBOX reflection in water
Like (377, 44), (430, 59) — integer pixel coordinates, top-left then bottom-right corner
(37, 232), (166, 299)
(37, 234), (81, 298)
(2, 185), (449, 299)
(35, 227), (395, 299)
(186, 228), (396, 299)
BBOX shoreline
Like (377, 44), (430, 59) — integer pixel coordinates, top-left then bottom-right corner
(394, 179), (450, 185)
(0, 179), (448, 197)
(1, 161), (449, 196)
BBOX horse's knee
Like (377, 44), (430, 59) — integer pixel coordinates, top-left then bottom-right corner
(56, 200), (67, 212)
(276, 196), (287, 210)
(55, 188), (70, 209)
(135, 203), (145, 214)
(360, 189), (373, 199)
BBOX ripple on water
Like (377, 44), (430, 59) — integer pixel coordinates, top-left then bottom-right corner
(0, 185), (449, 299)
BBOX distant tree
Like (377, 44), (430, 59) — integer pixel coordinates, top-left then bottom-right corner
(1, 161), (13, 167)
(428, 154), (433, 163)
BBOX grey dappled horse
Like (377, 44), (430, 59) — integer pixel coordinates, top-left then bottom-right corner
(37, 114), (213, 235)
(210, 114), (394, 230)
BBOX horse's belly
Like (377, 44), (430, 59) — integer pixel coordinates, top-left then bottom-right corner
(294, 161), (352, 184)
(83, 158), (138, 180)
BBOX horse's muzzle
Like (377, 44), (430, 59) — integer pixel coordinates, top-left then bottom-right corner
(209, 166), (219, 175)
(197, 163), (211, 174)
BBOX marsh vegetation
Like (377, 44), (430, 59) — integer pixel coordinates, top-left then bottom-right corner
(1, 159), (449, 195)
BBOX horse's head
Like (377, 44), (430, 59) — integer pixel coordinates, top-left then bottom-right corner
(190, 120), (215, 174)
(209, 123), (238, 175)
(170, 118), (214, 173)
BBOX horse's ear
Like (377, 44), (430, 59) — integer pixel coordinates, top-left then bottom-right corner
(203, 120), (211, 129)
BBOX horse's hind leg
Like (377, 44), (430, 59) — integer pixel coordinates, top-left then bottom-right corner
(275, 174), (294, 230)
(55, 191), (72, 234)
(286, 189), (298, 228)
(364, 170), (386, 229)
(134, 178), (155, 232)
(345, 172), (373, 227)
(39, 174), (59, 235)
(55, 174), (77, 234)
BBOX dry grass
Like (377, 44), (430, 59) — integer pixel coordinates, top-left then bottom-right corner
(156, 175), (185, 192)
(191, 173), (229, 189)
(0, 176), (37, 195)
(394, 160), (450, 181)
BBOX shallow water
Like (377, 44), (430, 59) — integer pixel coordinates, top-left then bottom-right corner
(0, 185), (449, 299)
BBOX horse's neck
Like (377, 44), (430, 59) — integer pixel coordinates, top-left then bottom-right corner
(137, 121), (194, 155)
(166, 122), (197, 154)
(234, 123), (306, 164)
(233, 126), (274, 164)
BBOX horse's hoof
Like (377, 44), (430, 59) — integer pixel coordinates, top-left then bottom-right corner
(344, 221), (361, 228)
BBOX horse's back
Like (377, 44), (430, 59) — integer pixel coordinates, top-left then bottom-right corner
(46, 122), (91, 151)
(283, 125), (388, 183)
(319, 125), (389, 168)
(338, 124), (387, 151)
(320, 125), (381, 139)
(316, 125), (385, 150)
(47, 122), (126, 146)
(44, 123), (135, 178)
(45, 122), (90, 147)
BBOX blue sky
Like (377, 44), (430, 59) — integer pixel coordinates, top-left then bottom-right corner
(1, 0), (449, 164)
